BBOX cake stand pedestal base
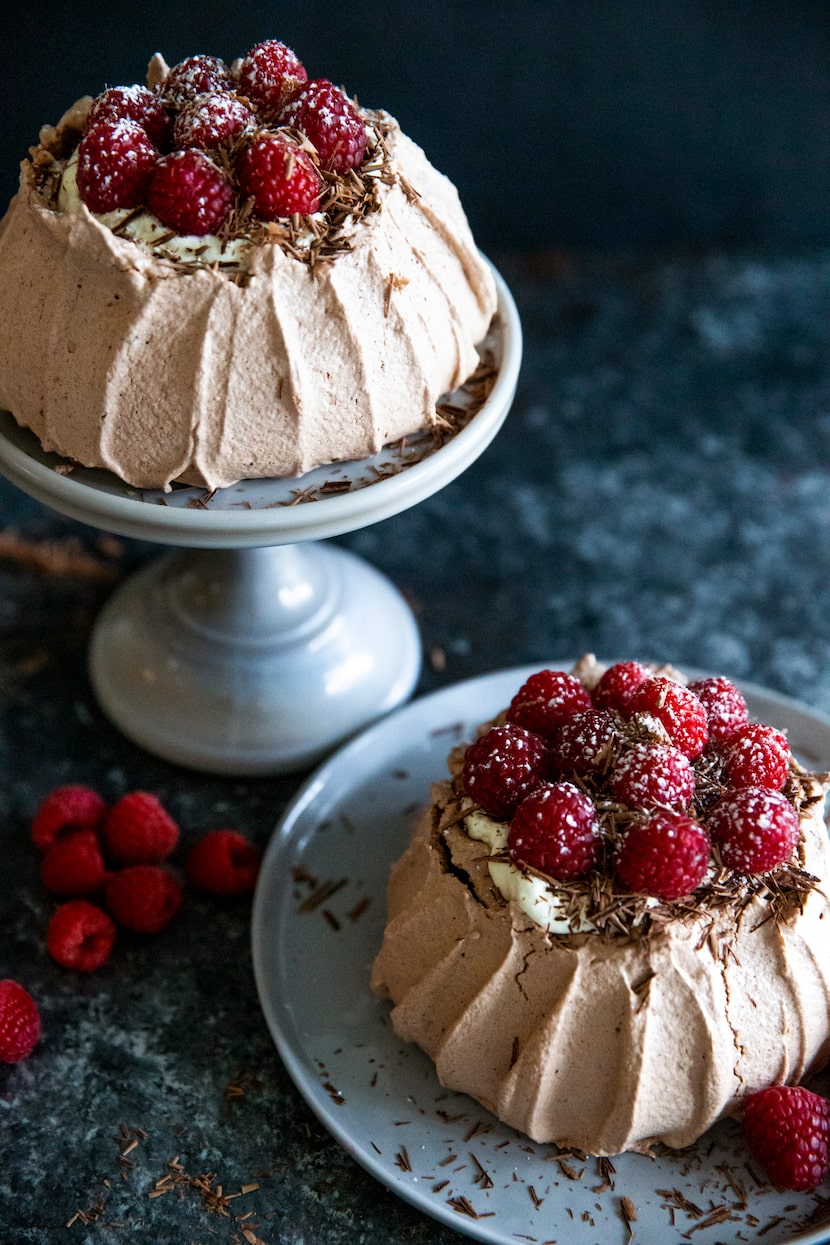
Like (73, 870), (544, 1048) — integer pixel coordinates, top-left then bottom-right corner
(88, 542), (421, 775)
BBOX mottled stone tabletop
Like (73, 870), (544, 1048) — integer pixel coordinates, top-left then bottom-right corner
(2, 248), (830, 1243)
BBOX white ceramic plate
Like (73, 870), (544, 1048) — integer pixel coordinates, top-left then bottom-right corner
(251, 665), (830, 1245)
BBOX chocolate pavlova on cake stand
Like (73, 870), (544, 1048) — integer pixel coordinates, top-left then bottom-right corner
(0, 40), (521, 773)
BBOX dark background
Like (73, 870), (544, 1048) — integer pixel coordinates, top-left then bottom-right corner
(4, 0), (830, 250)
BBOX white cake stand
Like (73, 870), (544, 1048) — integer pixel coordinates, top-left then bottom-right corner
(0, 268), (521, 775)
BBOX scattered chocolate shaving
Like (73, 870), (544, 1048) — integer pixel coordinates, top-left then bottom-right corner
(296, 876), (347, 913)
(394, 1147), (412, 1172)
(0, 528), (121, 581)
(469, 1152), (494, 1189)
(620, 1195), (637, 1238)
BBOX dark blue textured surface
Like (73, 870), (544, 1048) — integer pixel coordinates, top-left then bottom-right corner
(2, 247), (830, 1240)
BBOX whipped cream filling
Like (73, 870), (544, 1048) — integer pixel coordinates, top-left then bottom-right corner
(464, 809), (660, 934)
(58, 150), (264, 267)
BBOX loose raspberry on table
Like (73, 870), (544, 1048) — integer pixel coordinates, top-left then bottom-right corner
(237, 39), (307, 115)
(548, 709), (616, 777)
(40, 829), (108, 897)
(76, 119), (158, 214)
(626, 676), (709, 759)
(105, 865), (183, 934)
(462, 723), (548, 821)
(706, 787), (800, 873)
(506, 670), (593, 739)
(102, 791), (180, 865)
(162, 54), (232, 108)
(31, 784), (107, 853)
(687, 675), (748, 744)
(86, 85), (172, 150)
(173, 92), (255, 151)
(609, 742), (696, 811)
(186, 830), (262, 895)
(508, 782), (600, 880)
(147, 149), (234, 236)
(613, 810), (710, 900)
(47, 900), (116, 972)
(719, 722), (791, 791)
(591, 660), (651, 712)
(279, 78), (366, 172)
(0, 980), (40, 1062)
(743, 1084), (830, 1191)
(236, 131), (321, 218)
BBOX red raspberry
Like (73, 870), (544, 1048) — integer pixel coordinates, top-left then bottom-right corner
(102, 791), (180, 865)
(609, 743), (696, 811)
(591, 661), (651, 712)
(173, 92), (255, 151)
(462, 723), (547, 820)
(31, 784), (106, 852)
(706, 787), (800, 873)
(613, 811), (710, 900)
(40, 829), (107, 897)
(626, 676), (709, 759)
(186, 830), (261, 895)
(162, 54), (232, 107)
(549, 709), (616, 777)
(86, 85), (172, 150)
(506, 670), (593, 739)
(147, 149), (234, 236)
(0, 980), (40, 1062)
(508, 782), (600, 880)
(236, 132), (321, 218)
(47, 900), (116, 972)
(237, 39), (307, 115)
(105, 865), (183, 934)
(719, 723), (791, 791)
(279, 79), (366, 172)
(687, 676), (749, 744)
(76, 119), (158, 213)
(743, 1085), (830, 1191)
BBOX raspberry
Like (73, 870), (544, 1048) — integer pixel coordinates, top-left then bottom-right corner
(147, 149), (234, 236)
(626, 676), (709, 760)
(86, 85), (172, 150)
(102, 791), (180, 865)
(743, 1085), (830, 1191)
(719, 723), (791, 791)
(609, 743), (696, 811)
(76, 119), (158, 214)
(0, 980), (40, 1062)
(236, 132), (321, 218)
(508, 782), (600, 880)
(31, 784), (106, 852)
(279, 79), (366, 172)
(40, 829), (108, 897)
(706, 787), (800, 873)
(613, 811), (710, 900)
(591, 661), (650, 712)
(105, 865), (183, 934)
(462, 723), (547, 820)
(186, 830), (261, 895)
(47, 900), (116, 972)
(687, 676), (749, 744)
(173, 92), (255, 151)
(506, 670), (593, 739)
(548, 709), (616, 777)
(162, 54), (232, 107)
(237, 39), (307, 115)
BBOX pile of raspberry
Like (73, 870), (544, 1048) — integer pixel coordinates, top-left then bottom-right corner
(31, 785), (261, 972)
(462, 661), (807, 902)
(72, 39), (367, 235)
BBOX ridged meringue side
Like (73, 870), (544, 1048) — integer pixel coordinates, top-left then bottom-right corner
(0, 113), (496, 489)
(371, 777), (830, 1156)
